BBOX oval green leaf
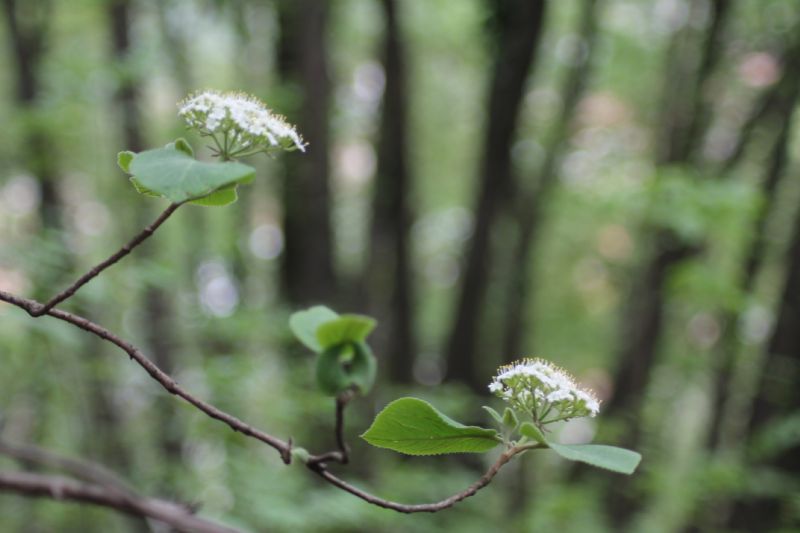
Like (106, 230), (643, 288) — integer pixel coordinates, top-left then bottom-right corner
(127, 147), (255, 203)
(289, 305), (339, 352)
(548, 443), (642, 474)
(361, 397), (500, 456)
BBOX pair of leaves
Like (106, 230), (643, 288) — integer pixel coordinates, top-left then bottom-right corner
(289, 306), (377, 395)
(361, 398), (641, 474)
(118, 139), (255, 206)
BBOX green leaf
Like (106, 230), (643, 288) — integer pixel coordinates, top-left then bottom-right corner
(316, 341), (376, 395)
(361, 397), (500, 456)
(519, 422), (547, 445)
(502, 408), (518, 429)
(482, 406), (503, 426)
(189, 184), (238, 206)
(126, 147), (255, 203)
(129, 178), (161, 198)
(117, 151), (134, 173)
(173, 137), (194, 157)
(289, 306), (339, 352)
(316, 314), (376, 349)
(548, 443), (642, 474)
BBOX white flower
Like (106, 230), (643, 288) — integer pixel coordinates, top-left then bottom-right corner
(178, 90), (306, 158)
(488, 358), (600, 425)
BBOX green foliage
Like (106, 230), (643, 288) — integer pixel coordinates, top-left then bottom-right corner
(290, 306), (378, 395)
(547, 443), (641, 475)
(170, 137), (194, 157)
(316, 341), (377, 395)
(121, 140), (255, 204)
(361, 397), (500, 455)
(519, 421), (547, 445)
(316, 315), (377, 350)
(116, 150), (134, 173)
(501, 407), (519, 429)
(289, 305), (339, 352)
(482, 405), (504, 426)
(188, 184), (239, 207)
(644, 166), (759, 245)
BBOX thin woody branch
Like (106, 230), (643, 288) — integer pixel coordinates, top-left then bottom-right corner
(0, 288), (524, 513)
(0, 440), (135, 496)
(0, 471), (238, 533)
(0, 289), (292, 460)
(28, 202), (181, 317)
(307, 390), (353, 466)
(307, 447), (522, 513)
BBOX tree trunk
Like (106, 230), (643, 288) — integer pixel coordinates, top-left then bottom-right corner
(500, 0), (601, 361)
(706, 44), (800, 450)
(1, 0), (58, 229)
(109, 0), (184, 489)
(276, 0), (336, 306)
(364, 0), (414, 383)
(444, 0), (547, 391)
(726, 177), (800, 531)
(605, 0), (731, 424)
(602, 1), (732, 526)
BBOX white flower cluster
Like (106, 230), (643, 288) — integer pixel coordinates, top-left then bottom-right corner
(178, 90), (306, 157)
(489, 358), (600, 424)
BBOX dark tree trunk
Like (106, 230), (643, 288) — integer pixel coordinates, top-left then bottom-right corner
(501, 0), (601, 361)
(108, 0), (183, 487)
(363, 0), (414, 383)
(605, 0), (731, 424)
(277, 0), (336, 306)
(1, 0), (58, 228)
(602, 1), (732, 527)
(444, 0), (547, 391)
(688, 47), (800, 533)
(726, 179), (800, 531)
(706, 44), (800, 451)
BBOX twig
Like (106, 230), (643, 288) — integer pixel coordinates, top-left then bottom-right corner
(0, 440), (135, 497)
(0, 289), (525, 513)
(307, 447), (521, 513)
(0, 290), (292, 460)
(28, 203), (181, 317)
(0, 471), (238, 533)
(334, 392), (352, 463)
(308, 390), (353, 467)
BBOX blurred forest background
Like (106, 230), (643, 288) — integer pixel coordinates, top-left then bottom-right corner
(1, 0), (799, 531)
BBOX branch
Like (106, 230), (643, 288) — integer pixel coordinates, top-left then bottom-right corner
(0, 440), (135, 496)
(0, 290), (292, 462)
(0, 471), (238, 533)
(0, 289), (524, 513)
(308, 390), (353, 466)
(307, 447), (521, 513)
(29, 202), (181, 317)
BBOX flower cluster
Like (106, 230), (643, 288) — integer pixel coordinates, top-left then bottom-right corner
(178, 90), (306, 159)
(489, 358), (600, 426)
